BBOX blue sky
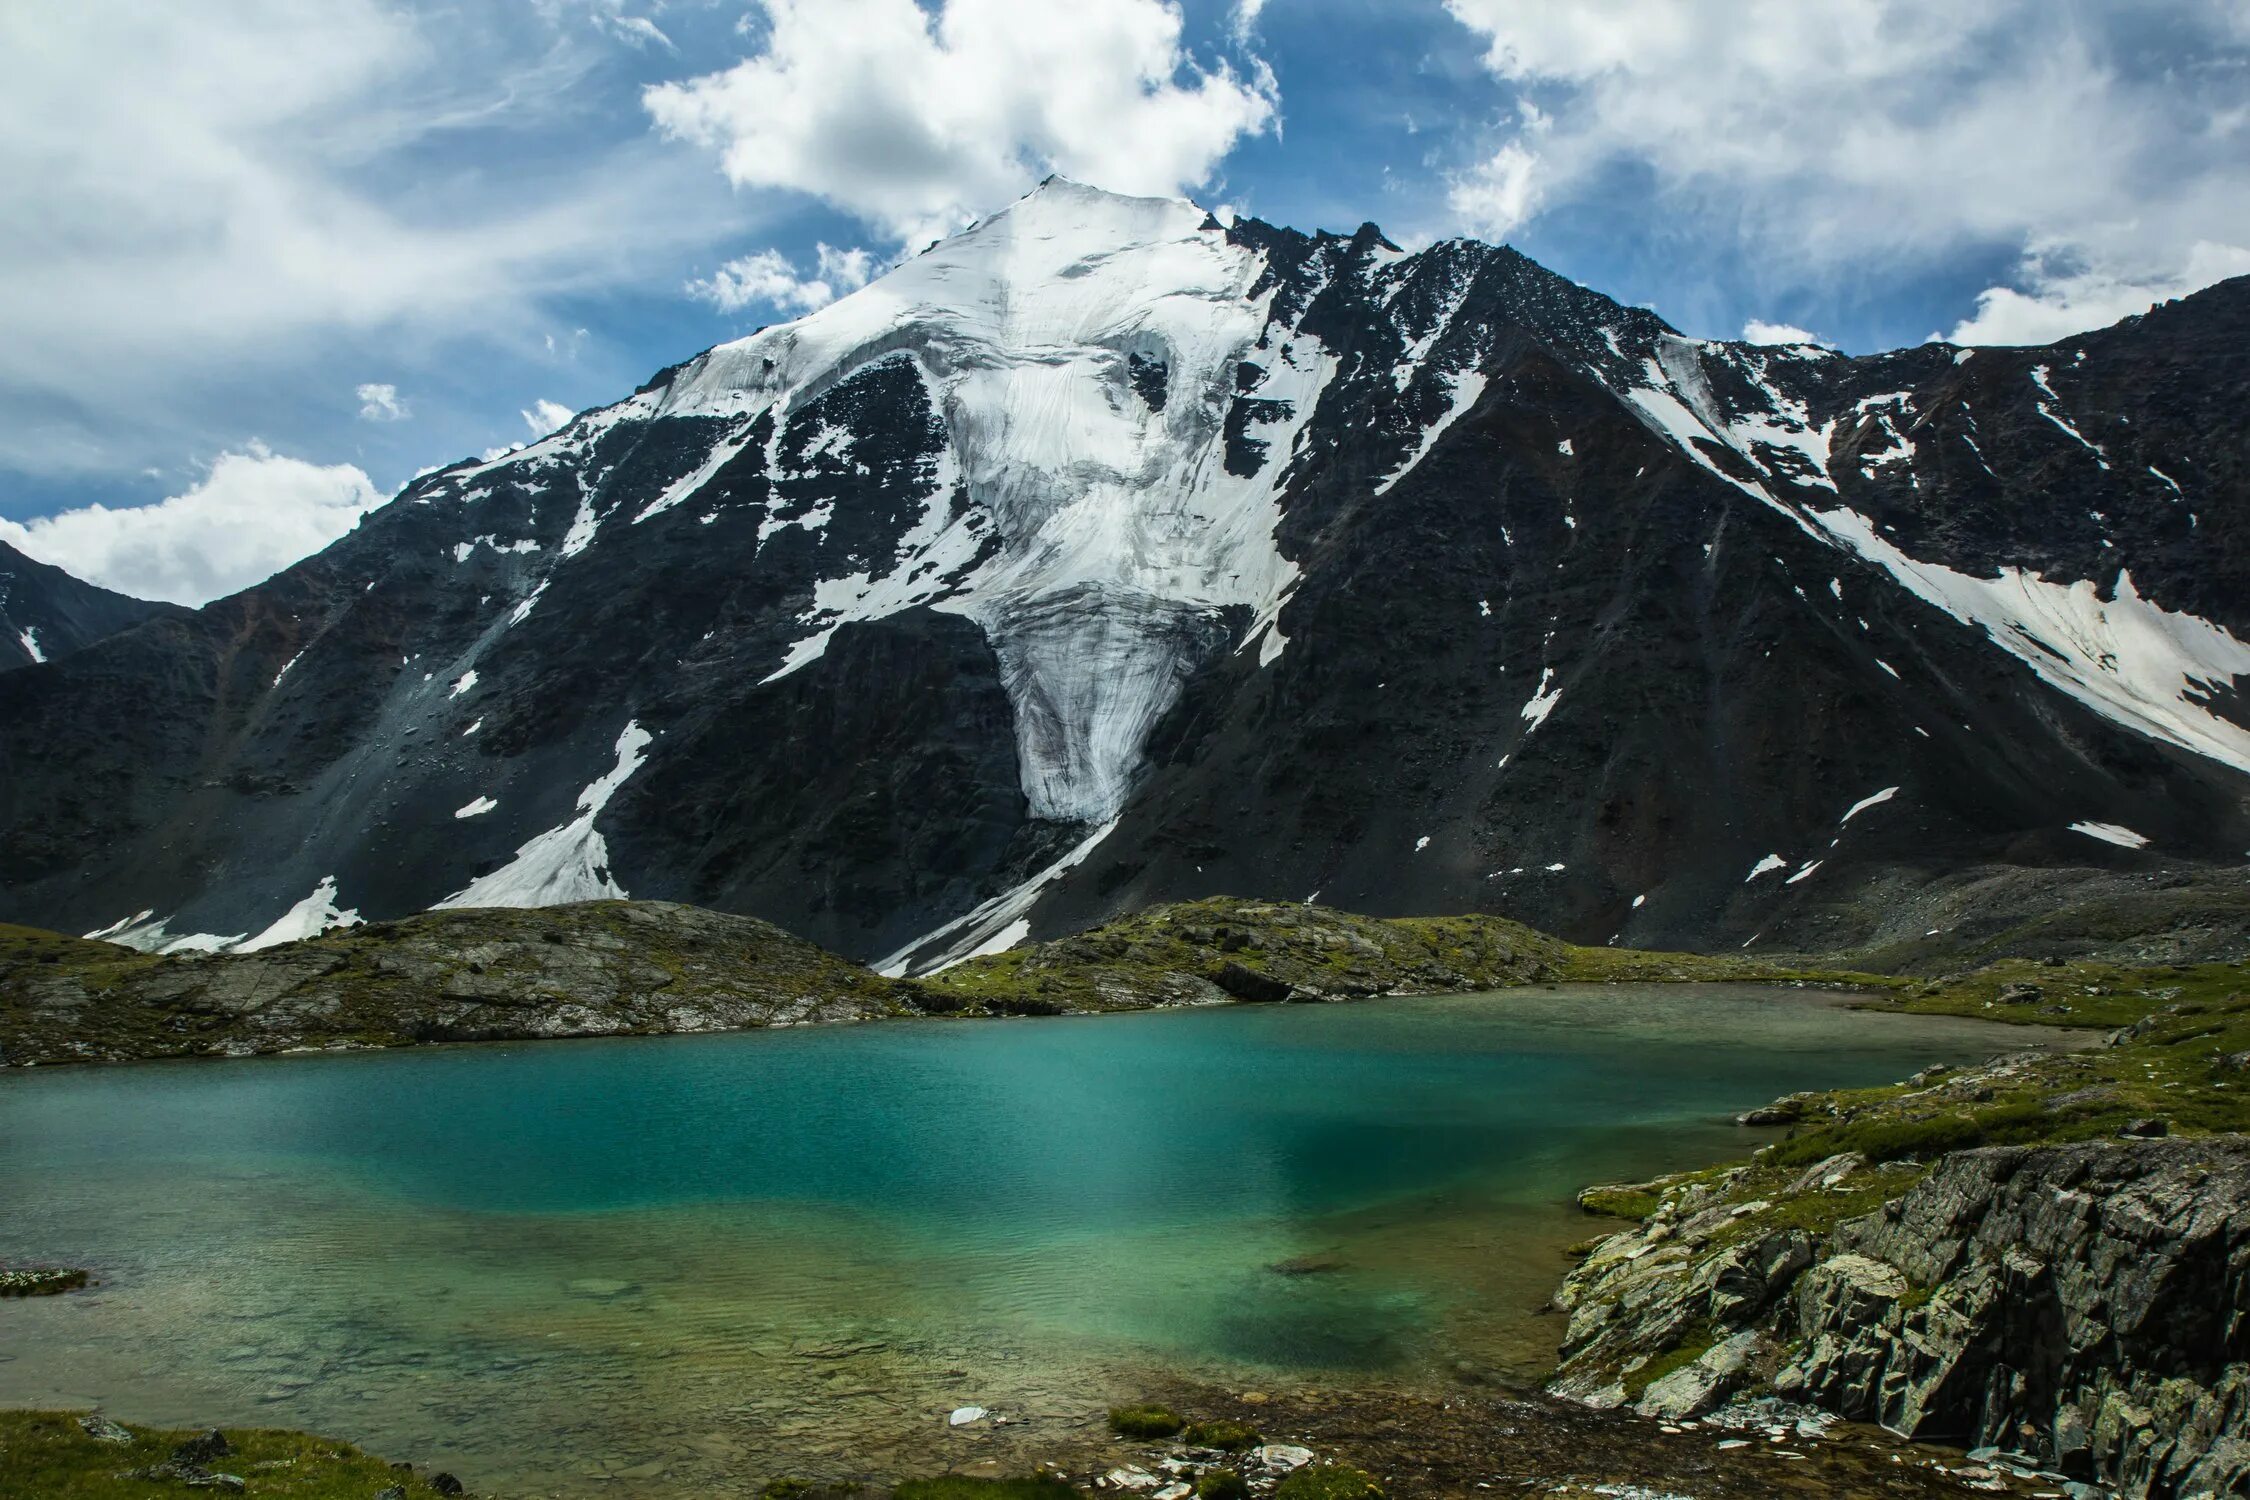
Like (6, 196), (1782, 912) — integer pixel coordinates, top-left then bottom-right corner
(3, 0), (2247, 602)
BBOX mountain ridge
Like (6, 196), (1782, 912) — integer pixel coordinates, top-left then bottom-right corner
(1, 179), (2244, 966)
(0, 539), (184, 670)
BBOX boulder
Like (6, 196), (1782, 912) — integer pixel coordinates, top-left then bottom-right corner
(1209, 962), (1292, 1003)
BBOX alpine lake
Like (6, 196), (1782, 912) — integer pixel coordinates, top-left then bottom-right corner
(0, 984), (2074, 1495)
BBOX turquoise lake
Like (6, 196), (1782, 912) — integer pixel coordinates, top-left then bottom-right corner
(0, 985), (2062, 1495)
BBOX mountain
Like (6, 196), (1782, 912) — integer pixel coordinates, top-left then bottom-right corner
(0, 539), (182, 670)
(2, 179), (2246, 966)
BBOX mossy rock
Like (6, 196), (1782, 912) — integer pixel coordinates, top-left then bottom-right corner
(1274, 1464), (1384, 1500)
(0, 1409), (470, 1498)
(893, 1478), (1081, 1500)
(1194, 1469), (1251, 1500)
(1108, 1404), (1186, 1439)
(1182, 1420), (1261, 1452)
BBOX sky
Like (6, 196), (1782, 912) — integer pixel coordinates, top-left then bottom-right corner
(3, 0), (2247, 604)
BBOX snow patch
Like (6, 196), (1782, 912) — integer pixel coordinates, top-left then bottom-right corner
(1375, 371), (1488, 496)
(1519, 666), (1562, 732)
(1745, 854), (1789, 882)
(455, 796), (498, 819)
(2069, 821), (2150, 850)
(1808, 509), (2250, 775)
(2029, 366), (2109, 469)
(878, 817), (1121, 976)
(436, 722), (652, 909)
(448, 669), (478, 699)
(1840, 786), (1900, 823)
(237, 876), (363, 953)
(17, 627), (43, 663)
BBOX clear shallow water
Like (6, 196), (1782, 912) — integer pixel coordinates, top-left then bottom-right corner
(0, 987), (2060, 1494)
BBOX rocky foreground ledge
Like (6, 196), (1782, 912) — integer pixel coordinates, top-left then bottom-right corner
(1550, 976), (2250, 1500)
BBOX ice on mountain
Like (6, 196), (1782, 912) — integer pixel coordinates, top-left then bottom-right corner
(1745, 854), (1789, 881)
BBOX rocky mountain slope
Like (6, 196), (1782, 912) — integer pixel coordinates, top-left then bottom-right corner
(0, 539), (180, 670)
(2, 179), (2245, 966)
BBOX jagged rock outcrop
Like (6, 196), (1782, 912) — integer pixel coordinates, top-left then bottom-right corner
(1552, 1138), (2250, 1498)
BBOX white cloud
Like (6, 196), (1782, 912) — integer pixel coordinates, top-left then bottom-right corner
(815, 243), (876, 294)
(355, 382), (409, 422)
(686, 241), (880, 315)
(1741, 320), (1825, 346)
(0, 1), (758, 480)
(1442, 0), (2250, 342)
(1945, 239), (2250, 345)
(0, 443), (381, 605)
(522, 399), (576, 438)
(644, 0), (1278, 248)
(1230, 0), (1269, 44)
(1449, 142), (1541, 240)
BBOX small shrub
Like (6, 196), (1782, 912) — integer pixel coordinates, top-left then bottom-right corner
(1182, 1420), (1261, 1452)
(1108, 1405), (1186, 1439)
(1195, 1469), (1250, 1500)
(1274, 1464), (1383, 1500)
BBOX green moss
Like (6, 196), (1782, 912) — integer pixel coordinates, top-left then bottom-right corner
(0, 1409), (469, 1498)
(1576, 1187), (1660, 1221)
(1622, 1325), (1715, 1401)
(1195, 1469), (1251, 1500)
(1108, 1405), (1186, 1439)
(1181, 1419), (1261, 1452)
(892, 1478), (1081, 1500)
(1273, 1464), (1384, 1500)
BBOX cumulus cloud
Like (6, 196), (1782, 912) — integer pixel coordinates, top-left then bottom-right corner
(686, 242), (879, 315)
(1449, 142), (1541, 240)
(0, 1), (755, 480)
(355, 382), (409, 422)
(644, 0), (1278, 248)
(1741, 320), (1825, 347)
(1442, 0), (2250, 342)
(0, 444), (382, 605)
(521, 399), (576, 438)
(1944, 239), (2250, 345)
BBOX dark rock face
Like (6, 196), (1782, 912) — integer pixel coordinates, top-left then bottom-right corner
(0, 540), (182, 669)
(0, 181), (2244, 961)
(1781, 1141), (2250, 1497)
(1552, 1140), (2250, 1499)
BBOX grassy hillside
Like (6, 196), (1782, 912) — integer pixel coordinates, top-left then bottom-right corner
(914, 896), (1870, 1014)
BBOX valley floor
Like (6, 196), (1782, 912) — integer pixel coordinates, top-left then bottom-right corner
(5, 897), (2247, 1497)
